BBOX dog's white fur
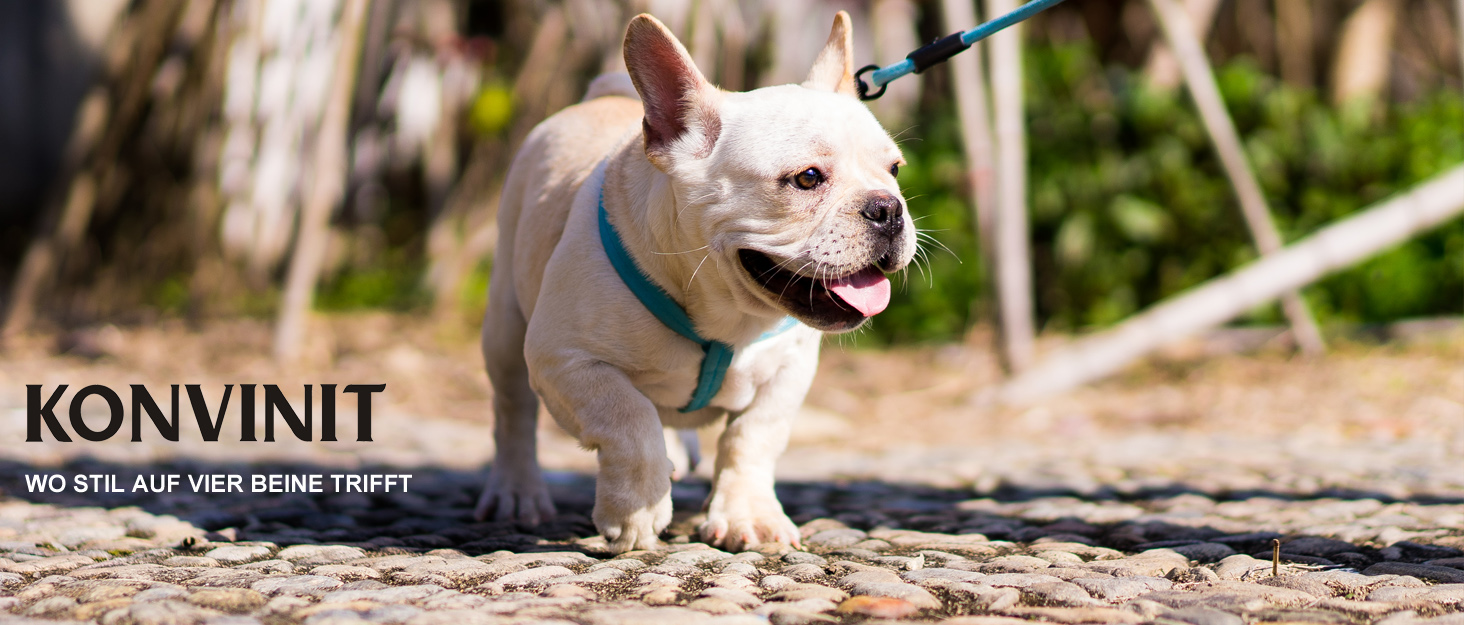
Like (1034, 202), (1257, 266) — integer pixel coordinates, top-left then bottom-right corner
(476, 12), (914, 553)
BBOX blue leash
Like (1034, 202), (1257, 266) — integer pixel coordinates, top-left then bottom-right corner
(855, 0), (1068, 100)
(597, 187), (798, 412)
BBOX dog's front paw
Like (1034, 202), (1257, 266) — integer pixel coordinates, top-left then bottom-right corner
(593, 487), (672, 553)
(475, 464), (556, 525)
(699, 491), (801, 552)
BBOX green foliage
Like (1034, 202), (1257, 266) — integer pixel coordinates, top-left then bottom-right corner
(855, 43), (1464, 345)
(316, 255), (428, 311)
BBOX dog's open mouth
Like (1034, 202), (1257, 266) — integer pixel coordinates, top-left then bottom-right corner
(738, 249), (891, 330)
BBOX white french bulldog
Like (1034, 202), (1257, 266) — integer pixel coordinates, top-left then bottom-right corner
(475, 11), (915, 553)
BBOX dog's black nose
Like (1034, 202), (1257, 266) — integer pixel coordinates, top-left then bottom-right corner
(860, 192), (903, 235)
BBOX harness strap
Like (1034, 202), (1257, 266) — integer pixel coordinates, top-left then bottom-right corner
(597, 186), (798, 412)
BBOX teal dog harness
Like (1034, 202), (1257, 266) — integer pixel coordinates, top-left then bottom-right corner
(597, 187), (798, 412)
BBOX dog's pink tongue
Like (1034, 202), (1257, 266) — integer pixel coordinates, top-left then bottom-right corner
(826, 267), (891, 317)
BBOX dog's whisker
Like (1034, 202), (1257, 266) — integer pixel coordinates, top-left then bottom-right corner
(916, 232), (959, 260)
(686, 253), (711, 290)
(653, 245), (711, 256)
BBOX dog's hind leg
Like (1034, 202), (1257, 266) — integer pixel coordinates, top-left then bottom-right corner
(475, 275), (556, 524)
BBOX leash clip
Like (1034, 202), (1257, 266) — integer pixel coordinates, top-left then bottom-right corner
(855, 64), (885, 101)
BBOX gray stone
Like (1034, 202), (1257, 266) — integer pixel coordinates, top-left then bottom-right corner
(758, 575), (795, 592)
(837, 569), (902, 586)
(589, 559), (646, 572)
(1046, 567), (1114, 581)
(404, 609), (508, 625)
(718, 562), (758, 578)
(645, 562), (701, 577)
(1171, 543), (1236, 563)
(1282, 537), (1357, 558)
(973, 555), (1051, 573)
(945, 584), (1021, 611)
(1212, 554), (1269, 581)
(417, 590), (490, 610)
(399, 559), (498, 585)
(705, 574), (758, 593)
(1365, 563), (1464, 584)
(769, 583), (849, 603)
(180, 568), (265, 588)
(582, 606), (713, 625)
(665, 549), (734, 566)
(492, 566), (575, 587)
(186, 588), (267, 612)
(115, 599), (223, 625)
(901, 568), (985, 585)
(250, 575), (344, 597)
(135, 587), (192, 603)
(1261, 574), (1334, 599)
(204, 546), (272, 564)
(980, 573), (1064, 588)
(480, 552), (596, 568)
(1369, 584), (1464, 604)
(804, 529), (866, 548)
(779, 563), (825, 581)
(310, 565), (381, 581)
(1031, 550), (1084, 565)
(363, 604), (425, 624)
(238, 559), (293, 573)
(24, 596), (78, 618)
(1020, 581), (1098, 607)
(1074, 576), (1172, 602)
(544, 568), (625, 586)
(783, 552), (827, 566)
(688, 596), (745, 614)
(700, 587), (763, 608)
(162, 556), (219, 568)
(275, 546), (366, 566)
(1001, 606), (1145, 624)
(322, 585), (446, 604)
(8, 555), (95, 575)
(1159, 607), (1245, 625)
(304, 610), (375, 625)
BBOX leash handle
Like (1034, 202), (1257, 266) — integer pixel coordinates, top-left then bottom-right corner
(856, 0), (1069, 101)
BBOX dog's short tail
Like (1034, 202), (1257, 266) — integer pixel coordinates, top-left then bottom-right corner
(583, 73), (640, 102)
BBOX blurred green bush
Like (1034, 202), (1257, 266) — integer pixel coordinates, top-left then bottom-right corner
(864, 42), (1464, 345)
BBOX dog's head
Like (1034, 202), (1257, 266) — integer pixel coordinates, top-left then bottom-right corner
(624, 12), (915, 333)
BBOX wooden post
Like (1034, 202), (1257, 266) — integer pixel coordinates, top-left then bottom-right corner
(987, 0), (1037, 373)
(940, 0), (1001, 350)
(1002, 165), (1464, 402)
(1143, 0), (1222, 90)
(273, 0), (371, 362)
(1331, 0), (1402, 106)
(1148, 0), (1327, 355)
(1275, 0), (1315, 87)
(1456, 0), (1464, 95)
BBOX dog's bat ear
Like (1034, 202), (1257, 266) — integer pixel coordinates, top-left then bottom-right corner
(804, 11), (857, 97)
(624, 14), (721, 169)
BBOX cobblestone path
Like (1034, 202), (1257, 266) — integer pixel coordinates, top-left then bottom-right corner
(5, 463), (1464, 625)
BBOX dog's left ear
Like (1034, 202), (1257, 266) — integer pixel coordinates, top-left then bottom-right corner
(624, 14), (721, 169)
(804, 11), (857, 97)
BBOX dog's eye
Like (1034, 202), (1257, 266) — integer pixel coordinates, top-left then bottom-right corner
(889, 163), (899, 177)
(793, 168), (823, 190)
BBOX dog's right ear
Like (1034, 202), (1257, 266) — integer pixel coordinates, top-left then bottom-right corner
(804, 11), (857, 97)
(624, 14), (721, 170)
